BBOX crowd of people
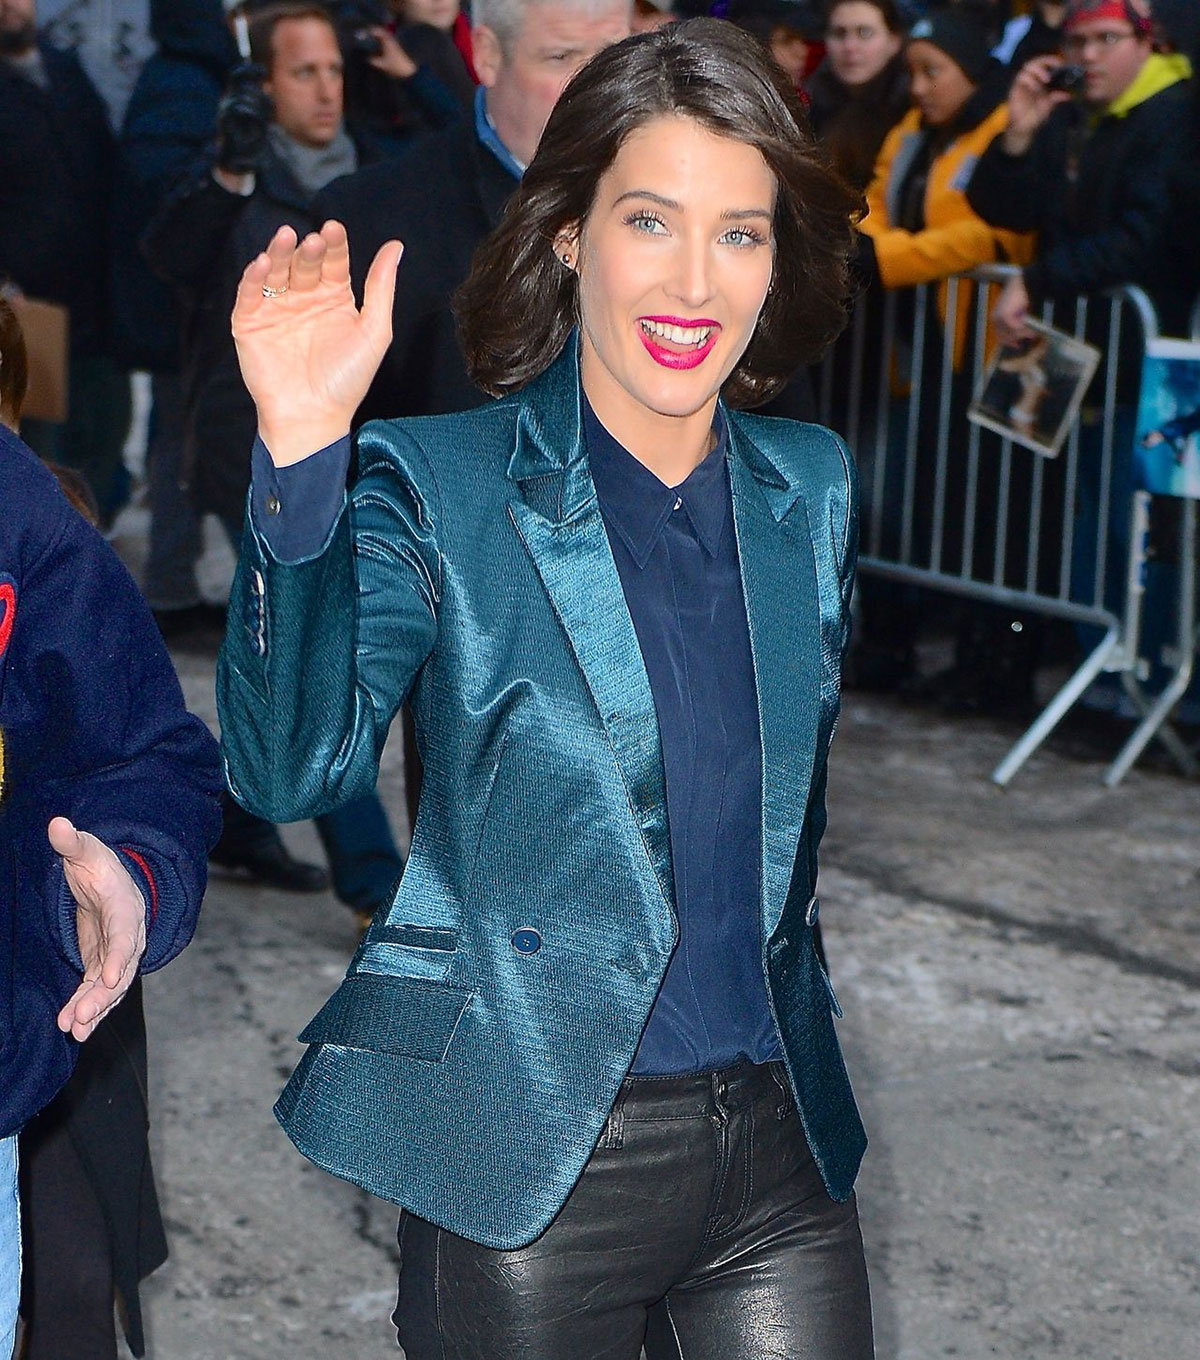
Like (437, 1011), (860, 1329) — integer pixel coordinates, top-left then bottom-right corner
(2, 0), (1199, 1354)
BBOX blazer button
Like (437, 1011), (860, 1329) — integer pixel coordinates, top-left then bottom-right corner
(511, 928), (541, 955)
(805, 896), (820, 927)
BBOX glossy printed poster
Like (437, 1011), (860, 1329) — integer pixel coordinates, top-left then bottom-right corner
(1135, 339), (1200, 499)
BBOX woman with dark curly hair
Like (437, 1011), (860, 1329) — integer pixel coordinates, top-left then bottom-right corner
(218, 18), (874, 1357)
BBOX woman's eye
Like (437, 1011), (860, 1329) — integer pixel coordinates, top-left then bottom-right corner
(625, 212), (668, 235)
(721, 227), (766, 247)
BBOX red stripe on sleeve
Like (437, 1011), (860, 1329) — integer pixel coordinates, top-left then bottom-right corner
(121, 848), (159, 923)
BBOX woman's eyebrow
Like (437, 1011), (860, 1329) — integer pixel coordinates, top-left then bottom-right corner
(612, 191), (773, 220)
(613, 190), (681, 210)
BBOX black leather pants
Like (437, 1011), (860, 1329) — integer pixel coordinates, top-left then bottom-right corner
(394, 1060), (874, 1359)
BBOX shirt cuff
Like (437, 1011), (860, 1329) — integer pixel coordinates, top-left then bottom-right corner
(250, 434), (352, 563)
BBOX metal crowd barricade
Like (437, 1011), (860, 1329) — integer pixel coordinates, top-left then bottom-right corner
(819, 263), (1198, 786)
(1106, 301), (1200, 783)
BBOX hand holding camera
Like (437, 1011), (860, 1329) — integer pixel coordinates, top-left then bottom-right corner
(1003, 55), (1081, 157)
(356, 26), (419, 80)
(216, 62), (274, 177)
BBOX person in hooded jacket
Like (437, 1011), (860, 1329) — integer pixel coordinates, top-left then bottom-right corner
(967, 0), (1197, 713)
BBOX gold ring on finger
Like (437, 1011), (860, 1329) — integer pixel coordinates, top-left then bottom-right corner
(261, 283), (290, 298)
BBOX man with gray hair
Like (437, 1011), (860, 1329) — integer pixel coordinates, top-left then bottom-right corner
(316, 0), (631, 425)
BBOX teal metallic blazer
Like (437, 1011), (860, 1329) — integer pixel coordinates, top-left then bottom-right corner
(217, 335), (866, 1250)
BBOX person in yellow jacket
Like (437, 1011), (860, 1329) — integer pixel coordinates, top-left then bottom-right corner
(848, 8), (1040, 711)
(858, 6), (1034, 369)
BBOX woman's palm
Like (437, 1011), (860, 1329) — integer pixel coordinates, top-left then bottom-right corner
(232, 221), (403, 456)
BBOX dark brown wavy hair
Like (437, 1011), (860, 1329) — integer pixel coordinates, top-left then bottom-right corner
(455, 18), (864, 408)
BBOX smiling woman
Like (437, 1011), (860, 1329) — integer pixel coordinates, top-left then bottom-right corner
(458, 24), (860, 410)
(219, 17), (874, 1359)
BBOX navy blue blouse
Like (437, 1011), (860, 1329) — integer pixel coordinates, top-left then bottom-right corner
(583, 401), (778, 1074)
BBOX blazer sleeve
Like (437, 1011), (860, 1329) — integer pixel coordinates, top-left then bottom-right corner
(217, 420), (441, 823)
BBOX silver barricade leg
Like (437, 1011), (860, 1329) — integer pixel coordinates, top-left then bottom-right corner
(930, 277), (957, 575)
(992, 624), (1122, 786)
(1108, 496), (1200, 783)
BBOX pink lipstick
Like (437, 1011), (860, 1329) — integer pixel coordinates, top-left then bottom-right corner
(637, 316), (722, 371)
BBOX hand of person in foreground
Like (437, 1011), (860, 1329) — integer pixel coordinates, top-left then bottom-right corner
(50, 817), (148, 1041)
(232, 220), (404, 467)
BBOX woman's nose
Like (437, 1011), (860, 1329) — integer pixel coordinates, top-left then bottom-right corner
(666, 238), (715, 308)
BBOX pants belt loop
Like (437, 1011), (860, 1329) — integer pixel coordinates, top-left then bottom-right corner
(598, 1088), (627, 1150)
(768, 1062), (793, 1120)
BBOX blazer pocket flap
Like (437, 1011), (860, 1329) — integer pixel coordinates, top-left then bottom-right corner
(298, 973), (472, 1062)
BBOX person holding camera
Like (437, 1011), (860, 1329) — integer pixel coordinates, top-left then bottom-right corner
(143, 2), (405, 922)
(967, 0), (1195, 342)
(331, 0), (474, 151)
(967, 0), (1196, 716)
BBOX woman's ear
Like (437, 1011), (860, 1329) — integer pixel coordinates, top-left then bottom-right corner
(552, 224), (581, 272)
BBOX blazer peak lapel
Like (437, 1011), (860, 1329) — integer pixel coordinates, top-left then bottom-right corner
(729, 430), (823, 941)
(506, 340), (674, 922)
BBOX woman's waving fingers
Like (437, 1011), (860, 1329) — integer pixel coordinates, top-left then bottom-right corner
(318, 218), (353, 288)
(233, 223), (301, 330)
(290, 230), (327, 294)
(362, 238), (404, 348)
(263, 223), (298, 294)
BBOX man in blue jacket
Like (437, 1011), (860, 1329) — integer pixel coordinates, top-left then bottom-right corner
(0, 408), (222, 1350)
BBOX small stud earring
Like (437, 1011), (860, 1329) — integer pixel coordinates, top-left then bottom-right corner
(561, 253), (573, 268)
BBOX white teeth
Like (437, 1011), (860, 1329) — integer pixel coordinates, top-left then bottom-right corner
(640, 319), (713, 346)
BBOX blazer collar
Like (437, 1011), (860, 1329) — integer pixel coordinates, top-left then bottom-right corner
(507, 331), (806, 526)
(506, 336), (829, 940)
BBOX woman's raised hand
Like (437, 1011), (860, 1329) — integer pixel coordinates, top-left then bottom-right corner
(232, 220), (403, 466)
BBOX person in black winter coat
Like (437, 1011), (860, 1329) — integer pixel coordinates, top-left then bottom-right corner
(143, 5), (385, 528)
(0, 0), (129, 522)
(142, 1), (406, 919)
(967, 0), (1197, 339)
(113, 0), (238, 630)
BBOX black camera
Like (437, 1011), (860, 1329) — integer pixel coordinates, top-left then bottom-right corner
(216, 62), (273, 174)
(350, 27), (384, 57)
(1046, 64), (1086, 94)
